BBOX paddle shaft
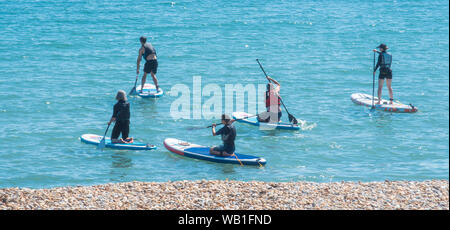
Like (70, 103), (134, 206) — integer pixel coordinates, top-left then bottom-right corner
(206, 114), (259, 128)
(101, 123), (111, 141)
(372, 52), (375, 109)
(129, 75), (138, 95)
(256, 59), (297, 123)
(97, 122), (111, 150)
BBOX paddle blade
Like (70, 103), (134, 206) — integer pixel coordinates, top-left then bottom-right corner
(97, 138), (106, 150)
(288, 113), (298, 125)
(129, 87), (136, 95)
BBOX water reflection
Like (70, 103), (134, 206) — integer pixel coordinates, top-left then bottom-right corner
(369, 110), (393, 128)
(111, 152), (133, 168)
(109, 152), (133, 182)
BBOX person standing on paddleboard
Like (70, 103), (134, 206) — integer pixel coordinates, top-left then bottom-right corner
(210, 114), (236, 157)
(108, 90), (133, 144)
(137, 36), (159, 92)
(373, 44), (393, 105)
(257, 76), (282, 123)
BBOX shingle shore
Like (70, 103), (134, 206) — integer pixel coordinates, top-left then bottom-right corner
(0, 180), (448, 210)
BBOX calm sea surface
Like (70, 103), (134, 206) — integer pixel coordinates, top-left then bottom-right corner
(0, 0), (448, 188)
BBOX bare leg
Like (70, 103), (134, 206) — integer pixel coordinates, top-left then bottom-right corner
(377, 78), (384, 104)
(141, 72), (147, 92)
(151, 71), (159, 90)
(210, 147), (221, 156)
(386, 78), (393, 104)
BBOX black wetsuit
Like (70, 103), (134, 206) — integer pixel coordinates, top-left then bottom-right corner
(143, 43), (158, 74)
(214, 124), (236, 155)
(111, 100), (130, 140)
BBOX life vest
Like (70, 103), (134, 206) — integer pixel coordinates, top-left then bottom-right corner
(265, 90), (281, 108)
(380, 52), (392, 69)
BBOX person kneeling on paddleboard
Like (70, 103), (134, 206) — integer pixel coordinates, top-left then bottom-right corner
(257, 76), (282, 123)
(137, 36), (159, 92)
(210, 114), (236, 157)
(373, 43), (394, 105)
(108, 90), (133, 144)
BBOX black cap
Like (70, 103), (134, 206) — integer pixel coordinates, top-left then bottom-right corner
(377, 44), (388, 50)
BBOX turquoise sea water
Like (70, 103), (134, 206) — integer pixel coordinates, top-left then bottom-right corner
(0, 0), (448, 188)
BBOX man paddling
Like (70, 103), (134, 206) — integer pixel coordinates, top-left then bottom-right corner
(137, 36), (159, 92)
(257, 75), (282, 123)
(373, 44), (393, 105)
(210, 114), (236, 157)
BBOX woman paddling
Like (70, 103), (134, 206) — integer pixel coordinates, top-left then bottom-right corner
(373, 44), (394, 105)
(257, 75), (282, 123)
(210, 114), (236, 157)
(108, 90), (133, 144)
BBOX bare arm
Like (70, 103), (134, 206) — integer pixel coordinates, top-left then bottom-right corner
(211, 124), (217, 136)
(267, 76), (281, 94)
(267, 76), (280, 86)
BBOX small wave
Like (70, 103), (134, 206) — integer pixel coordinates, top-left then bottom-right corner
(298, 119), (317, 131)
(329, 142), (342, 149)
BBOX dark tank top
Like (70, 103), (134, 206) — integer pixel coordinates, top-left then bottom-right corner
(143, 43), (156, 61)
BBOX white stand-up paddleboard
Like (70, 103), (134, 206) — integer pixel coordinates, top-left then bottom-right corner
(232, 112), (300, 130)
(351, 93), (418, 113)
(134, 83), (163, 98)
(80, 134), (156, 150)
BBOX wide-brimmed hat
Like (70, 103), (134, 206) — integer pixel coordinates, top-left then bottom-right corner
(377, 43), (389, 50)
(221, 114), (231, 122)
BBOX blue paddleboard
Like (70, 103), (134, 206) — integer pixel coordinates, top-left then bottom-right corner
(133, 83), (163, 98)
(163, 138), (266, 166)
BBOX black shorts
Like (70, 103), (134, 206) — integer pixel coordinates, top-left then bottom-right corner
(379, 68), (392, 79)
(144, 59), (158, 74)
(111, 121), (129, 140)
(213, 145), (235, 156)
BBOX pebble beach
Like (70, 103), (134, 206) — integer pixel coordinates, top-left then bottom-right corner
(0, 180), (448, 210)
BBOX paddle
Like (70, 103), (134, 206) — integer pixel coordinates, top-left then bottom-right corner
(205, 114), (258, 128)
(370, 51), (376, 111)
(97, 122), (111, 150)
(256, 59), (298, 125)
(187, 114), (259, 130)
(129, 75), (138, 95)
